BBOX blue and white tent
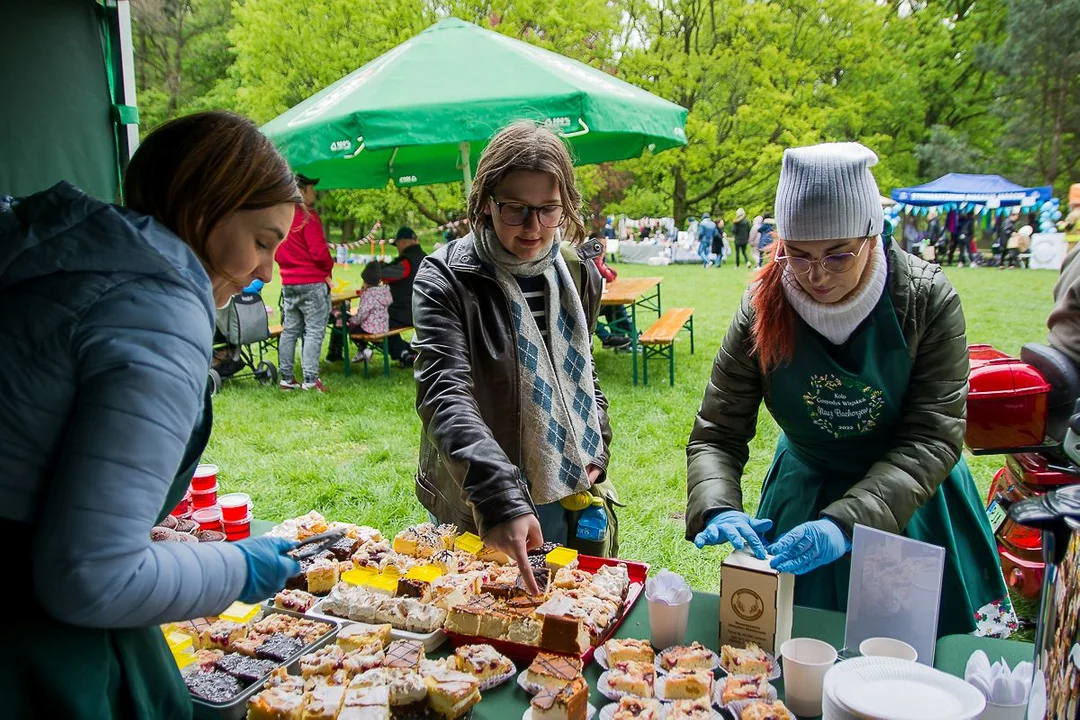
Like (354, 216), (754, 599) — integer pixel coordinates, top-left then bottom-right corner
(891, 173), (1052, 211)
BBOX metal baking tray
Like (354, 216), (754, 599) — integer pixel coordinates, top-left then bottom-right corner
(189, 605), (340, 720)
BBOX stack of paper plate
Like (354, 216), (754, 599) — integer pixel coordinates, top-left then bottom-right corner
(822, 657), (986, 720)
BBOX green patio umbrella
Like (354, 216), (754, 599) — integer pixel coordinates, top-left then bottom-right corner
(261, 17), (687, 192)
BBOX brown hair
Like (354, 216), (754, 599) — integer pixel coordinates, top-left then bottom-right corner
(123, 111), (301, 273)
(751, 241), (796, 373)
(467, 121), (586, 245)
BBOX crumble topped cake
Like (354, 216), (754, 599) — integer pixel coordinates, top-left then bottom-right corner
(342, 645), (385, 675)
(612, 695), (663, 720)
(525, 652), (583, 691)
(719, 644), (770, 677)
(663, 668), (713, 700)
(298, 644), (345, 677)
(721, 674), (770, 704)
(448, 643), (513, 683)
(668, 697), (714, 720)
(274, 589), (317, 613)
(199, 620), (248, 651)
(660, 642), (715, 671)
(605, 637), (654, 665)
(739, 701), (793, 720)
(300, 684), (346, 720)
(608, 660), (656, 698)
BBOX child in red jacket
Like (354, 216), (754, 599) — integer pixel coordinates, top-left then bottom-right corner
(275, 174), (333, 392)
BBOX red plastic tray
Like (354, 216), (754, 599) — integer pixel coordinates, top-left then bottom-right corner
(444, 554), (649, 666)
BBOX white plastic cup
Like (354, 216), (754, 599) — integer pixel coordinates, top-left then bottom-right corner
(218, 492), (251, 522)
(859, 637), (918, 662)
(978, 701), (1027, 720)
(780, 638), (838, 717)
(647, 597), (690, 649)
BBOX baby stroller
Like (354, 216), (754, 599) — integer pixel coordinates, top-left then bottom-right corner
(209, 291), (278, 395)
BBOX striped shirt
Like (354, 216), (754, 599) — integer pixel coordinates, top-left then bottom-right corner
(515, 275), (547, 339)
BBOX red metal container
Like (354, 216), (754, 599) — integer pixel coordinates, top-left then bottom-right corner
(967, 356), (1050, 450)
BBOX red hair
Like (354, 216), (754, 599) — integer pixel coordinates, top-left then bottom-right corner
(751, 241), (796, 373)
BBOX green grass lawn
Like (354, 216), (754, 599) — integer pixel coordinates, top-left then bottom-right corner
(206, 251), (1058, 629)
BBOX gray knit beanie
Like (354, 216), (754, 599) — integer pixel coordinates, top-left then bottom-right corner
(774, 142), (884, 242)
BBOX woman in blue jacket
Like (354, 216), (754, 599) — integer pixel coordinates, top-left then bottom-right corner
(0, 112), (303, 718)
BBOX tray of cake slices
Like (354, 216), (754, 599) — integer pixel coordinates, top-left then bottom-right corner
(257, 511), (648, 667)
(579, 636), (790, 720)
(165, 605), (340, 719)
(246, 620), (517, 719)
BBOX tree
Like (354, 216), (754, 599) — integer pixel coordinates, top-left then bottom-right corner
(986, 0), (1080, 192)
(130, 0), (234, 131)
(610, 0), (913, 226)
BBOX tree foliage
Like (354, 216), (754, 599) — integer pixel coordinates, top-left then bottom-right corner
(130, 0), (1073, 230)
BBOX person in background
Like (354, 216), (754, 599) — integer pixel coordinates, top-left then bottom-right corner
(639, 224), (651, 241)
(592, 235), (632, 350)
(993, 211), (1017, 264)
(686, 141), (1013, 639)
(698, 212), (719, 268)
(1004, 225), (1032, 269)
(412, 122), (617, 589)
(712, 217), (728, 267)
(947, 211), (974, 267)
(756, 214), (776, 267)
(344, 261), (393, 364)
(378, 226), (427, 366)
(732, 208), (751, 267)
(0, 111), (302, 717)
(276, 173), (333, 391)
(686, 215), (699, 244)
(902, 215), (920, 254)
(748, 214), (764, 267)
(925, 209), (944, 262)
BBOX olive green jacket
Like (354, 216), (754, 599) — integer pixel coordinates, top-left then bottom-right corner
(685, 241), (968, 540)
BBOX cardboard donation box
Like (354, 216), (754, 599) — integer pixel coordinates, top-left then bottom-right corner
(719, 551), (794, 655)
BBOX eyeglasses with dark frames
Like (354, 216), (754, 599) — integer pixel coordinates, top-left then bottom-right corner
(490, 199), (565, 228)
(775, 237), (871, 275)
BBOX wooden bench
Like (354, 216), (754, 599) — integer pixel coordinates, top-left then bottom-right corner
(349, 327), (413, 378)
(639, 308), (695, 386)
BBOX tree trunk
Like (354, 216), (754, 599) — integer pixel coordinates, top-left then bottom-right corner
(341, 218), (356, 245)
(672, 165), (687, 228)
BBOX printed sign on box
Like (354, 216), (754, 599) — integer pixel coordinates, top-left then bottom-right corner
(719, 551), (794, 655)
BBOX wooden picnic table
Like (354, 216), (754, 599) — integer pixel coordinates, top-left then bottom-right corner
(330, 289), (362, 377)
(601, 276), (663, 385)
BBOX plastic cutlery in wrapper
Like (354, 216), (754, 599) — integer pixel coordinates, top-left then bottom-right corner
(964, 650), (1033, 706)
(645, 569), (692, 605)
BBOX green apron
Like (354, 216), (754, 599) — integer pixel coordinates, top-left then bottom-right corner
(4, 388), (213, 719)
(756, 290), (1007, 637)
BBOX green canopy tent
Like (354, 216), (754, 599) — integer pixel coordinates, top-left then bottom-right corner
(1, 0), (139, 202)
(262, 18), (688, 193)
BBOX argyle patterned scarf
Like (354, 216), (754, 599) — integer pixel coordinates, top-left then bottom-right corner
(471, 228), (604, 506)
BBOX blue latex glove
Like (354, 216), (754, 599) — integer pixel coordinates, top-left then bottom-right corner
(767, 519), (852, 575)
(234, 537), (301, 603)
(694, 510), (773, 559)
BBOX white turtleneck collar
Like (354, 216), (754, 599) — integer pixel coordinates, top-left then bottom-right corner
(781, 239), (888, 345)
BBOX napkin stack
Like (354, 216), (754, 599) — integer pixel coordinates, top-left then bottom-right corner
(645, 569), (692, 605)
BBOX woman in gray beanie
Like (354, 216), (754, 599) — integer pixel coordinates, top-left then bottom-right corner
(684, 142), (1014, 638)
